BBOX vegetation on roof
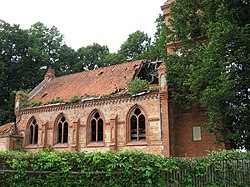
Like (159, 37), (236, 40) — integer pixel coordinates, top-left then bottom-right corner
(127, 77), (149, 95)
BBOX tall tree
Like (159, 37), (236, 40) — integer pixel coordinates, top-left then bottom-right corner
(0, 20), (34, 124)
(100, 52), (126, 66)
(118, 30), (151, 61)
(28, 22), (65, 73)
(57, 44), (78, 76)
(0, 20), (75, 124)
(76, 43), (110, 71)
(166, 0), (250, 149)
(142, 15), (168, 61)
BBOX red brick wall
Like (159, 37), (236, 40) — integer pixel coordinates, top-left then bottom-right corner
(16, 93), (164, 156)
(15, 92), (225, 157)
(0, 136), (10, 150)
(177, 107), (225, 157)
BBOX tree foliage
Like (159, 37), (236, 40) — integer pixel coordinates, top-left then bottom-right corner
(118, 30), (151, 61)
(0, 20), (75, 124)
(166, 0), (250, 149)
(0, 21), (34, 123)
(76, 43), (110, 71)
(142, 14), (168, 61)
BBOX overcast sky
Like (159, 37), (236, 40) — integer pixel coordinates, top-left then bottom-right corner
(0, 0), (165, 52)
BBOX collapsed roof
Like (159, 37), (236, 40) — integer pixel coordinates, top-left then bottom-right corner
(28, 60), (162, 104)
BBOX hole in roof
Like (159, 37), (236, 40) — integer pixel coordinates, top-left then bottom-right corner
(97, 71), (103, 76)
(41, 93), (48, 98)
(114, 89), (120, 94)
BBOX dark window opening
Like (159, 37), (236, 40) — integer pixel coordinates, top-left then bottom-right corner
(134, 108), (141, 115)
(57, 115), (68, 144)
(94, 112), (100, 119)
(91, 119), (96, 142)
(130, 115), (137, 141)
(130, 108), (146, 142)
(61, 116), (65, 122)
(58, 123), (62, 143)
(29, 119), (38, 145)
(139, 115), (146, 140)
(29, 125), (34, 145)
(90, 112), (103, 142)
(98, 119), (103, 142)
(63, 122), (68, 143)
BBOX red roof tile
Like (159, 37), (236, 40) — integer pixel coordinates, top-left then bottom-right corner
(29, 60), (144, 104)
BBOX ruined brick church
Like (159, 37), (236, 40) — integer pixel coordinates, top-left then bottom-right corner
(0, 1), (226, 157)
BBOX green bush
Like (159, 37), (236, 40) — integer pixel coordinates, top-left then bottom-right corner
(18, 101), (30, 109)
(148, 85), (158, 92)
(48, 97), (64, 104)
(30, 100), (42, 107)
(68, 96), (81, 104)
(18, 100), (42, 109)
(127, 77), (149, 95)
(0, 150), (249, 187)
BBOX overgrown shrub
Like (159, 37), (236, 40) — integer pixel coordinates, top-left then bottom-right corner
(17, 90), (30, 100)
(148, 85), (158, 92)
(68, 96), (81, 104)
(18, 100), (42, 109)
(127, 77), (149, 95)
(18, 101), (30, 109)
(30, 100), (42, 107)
(0, 150), (249, 187)
(48, 97), (64, 104)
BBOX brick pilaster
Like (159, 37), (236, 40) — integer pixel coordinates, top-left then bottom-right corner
(39, 122), (48, 148)
(71, 119), (79, 151)
(109, 115), (118, 151)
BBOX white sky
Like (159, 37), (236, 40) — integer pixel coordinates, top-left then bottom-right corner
(0, 0), (165, 52)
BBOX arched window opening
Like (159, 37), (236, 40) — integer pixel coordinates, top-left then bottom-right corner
(29, 118), (38, 145)
(130, 108), (146, 142)
(90, 112), (103, 142)
(57, 115), (68, 144)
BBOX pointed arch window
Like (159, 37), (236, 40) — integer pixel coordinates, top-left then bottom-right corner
(130, 108), (146, 142)
(29, 118), (38, 145)
(57, 115), (68, 144)
(90, 112), (103, 142)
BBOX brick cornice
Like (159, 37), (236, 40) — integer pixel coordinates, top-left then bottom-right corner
(19, 92), (159, 115)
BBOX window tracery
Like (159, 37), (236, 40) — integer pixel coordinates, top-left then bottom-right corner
(130, 108), (146, 142)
